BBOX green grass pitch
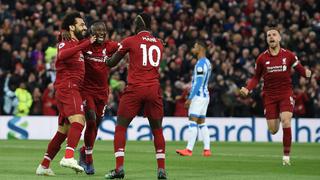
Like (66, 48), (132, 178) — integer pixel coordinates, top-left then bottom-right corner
(0, 140), (319, 180)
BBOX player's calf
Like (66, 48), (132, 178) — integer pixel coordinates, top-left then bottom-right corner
(78, 147), (86, 169)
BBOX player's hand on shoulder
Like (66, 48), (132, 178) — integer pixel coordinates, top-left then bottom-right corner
(104, 56), (111, 64)
(184, 99), (191, 109)
(90, 35), (96, 44)
(305, 69), (311, 78)
(240, 87), (249, 97)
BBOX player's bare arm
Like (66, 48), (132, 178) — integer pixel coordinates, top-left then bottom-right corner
(105, 51), (124, 67)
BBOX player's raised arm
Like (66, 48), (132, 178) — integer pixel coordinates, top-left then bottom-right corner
(57, 38), (94, 60)
(240, 56), (263, 96)
(105, 51), (125, 67)
(105, 39), (129, 67)
(291, 55), (312, 78)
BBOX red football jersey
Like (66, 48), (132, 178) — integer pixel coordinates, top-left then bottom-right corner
(246, 48), (306, 97)
(82, 40), (119, 95)
(117, 31), (163, 86)
(54, 39), (91, 89)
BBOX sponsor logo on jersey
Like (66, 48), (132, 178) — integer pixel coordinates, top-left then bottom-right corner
(85, 56), (105, 62)
(266, 61), (270, 65)
(266, 65), (287, 72)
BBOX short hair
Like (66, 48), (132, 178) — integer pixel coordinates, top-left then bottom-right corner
(61, 12), (82, 31)
(266, 26), (280, 34)
(196, 39), (207, 49)
(90, 20), (105, 28)
(136, 12), (151, 30)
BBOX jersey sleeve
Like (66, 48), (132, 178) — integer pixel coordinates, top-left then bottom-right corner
(188, 61), (205, 100)
(57, 39), (91, 61)
(246, 55), (263, 91)
(117, 38), (130, 56)
(108, 41), (120, 55)
(288, 51), (307, 77)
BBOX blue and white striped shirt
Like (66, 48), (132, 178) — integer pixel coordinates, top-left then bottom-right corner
(188, 57), (212, 99)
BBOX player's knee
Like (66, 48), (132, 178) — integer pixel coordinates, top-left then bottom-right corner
(148, 119), (162, 129)
(58, 124), (69, 134)
(85, 110), (97, 121)
(281, 119), (291, 128)
(117, 116), (132, 127)
(196, 118), (205, 124)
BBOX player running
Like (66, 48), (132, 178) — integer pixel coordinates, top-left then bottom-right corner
(78, 21), (119, 174)
(104, 13), (167, 179)
(240, 27), (312, 166)
(176, 40), (212, 157)
(36, 12), (96, 175)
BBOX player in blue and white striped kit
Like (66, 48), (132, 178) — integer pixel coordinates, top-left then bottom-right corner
(176, 40), (212, 157)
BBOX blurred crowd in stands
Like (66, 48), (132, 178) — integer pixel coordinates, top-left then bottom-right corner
(0, 0), (319, 117)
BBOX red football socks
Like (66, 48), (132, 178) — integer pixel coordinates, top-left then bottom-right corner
(283, 127), (292, 156)
(65, 122), (84, 158)
(114, 125), (127, 171)
(152, 128), (166, 169)
(41, 131), (67, 168)
(84, 120), (97, 163)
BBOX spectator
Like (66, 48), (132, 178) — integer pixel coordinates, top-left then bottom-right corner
(3, 74), (18, 115)
(293, 87), (309, 117)
(14, 82), (32, 117)
(42, 83), (57, 115)
(30, 87), (42, 115)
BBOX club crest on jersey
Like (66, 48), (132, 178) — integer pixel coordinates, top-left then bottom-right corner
(266, 61), (270, 65)
(86, 51), (93, 55)
(282, 58), (286, 64)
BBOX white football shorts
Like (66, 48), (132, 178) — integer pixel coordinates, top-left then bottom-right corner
(188, 96), (209, 118)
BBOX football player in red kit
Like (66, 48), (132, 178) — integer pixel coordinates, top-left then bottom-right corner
(240, 27), (312, 166)
(104, 13), (167, 179)
(78, 21), (119, 174)
(36, 12), (96, 175)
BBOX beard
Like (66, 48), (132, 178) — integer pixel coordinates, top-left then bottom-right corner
(74, 28), (87, 40)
